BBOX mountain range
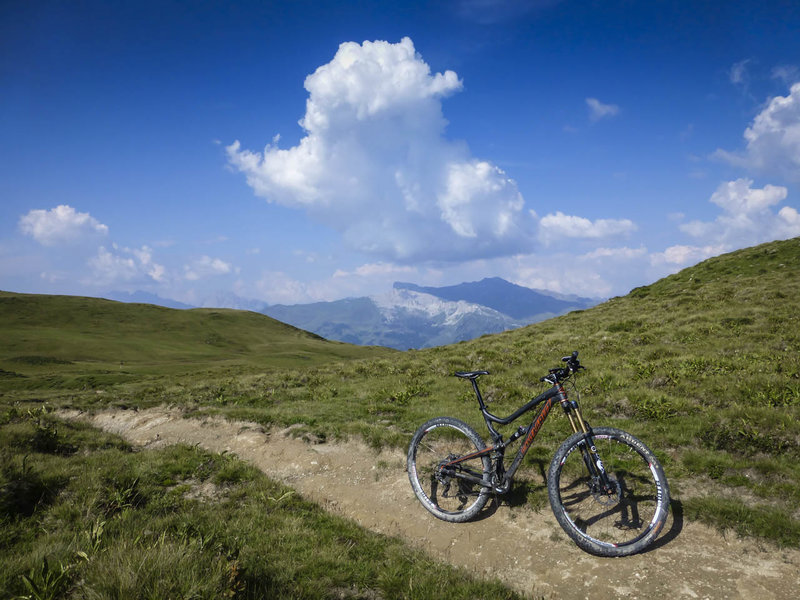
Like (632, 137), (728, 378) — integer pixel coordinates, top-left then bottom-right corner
(107, 278), (599, 351)
(105, 290), (194, 310)
(261, 278), (599, 350)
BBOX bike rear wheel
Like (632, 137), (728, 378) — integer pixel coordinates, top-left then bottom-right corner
(407, 416), (492, 523)
(548, 426), (670, 557)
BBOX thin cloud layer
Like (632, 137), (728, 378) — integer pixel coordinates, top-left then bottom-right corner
(586, 97), (620, 122)
(184, 255), (234, 281)
(227, 37), (534, 262)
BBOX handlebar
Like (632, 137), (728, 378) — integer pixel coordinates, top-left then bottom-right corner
(540, 350), (584, 384)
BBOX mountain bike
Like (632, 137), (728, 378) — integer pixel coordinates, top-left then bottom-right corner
(406, 351), (670, 557)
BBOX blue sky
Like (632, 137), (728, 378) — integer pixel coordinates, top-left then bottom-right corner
(2, 0), (800, 306)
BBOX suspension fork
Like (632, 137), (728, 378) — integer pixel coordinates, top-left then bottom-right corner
(558, 383), (588, 435)
(557, 384), (615, 492)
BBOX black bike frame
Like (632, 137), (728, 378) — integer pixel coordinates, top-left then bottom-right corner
(444, 377), (599, 493)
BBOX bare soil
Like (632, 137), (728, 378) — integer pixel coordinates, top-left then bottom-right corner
(63, 407), (800, 599)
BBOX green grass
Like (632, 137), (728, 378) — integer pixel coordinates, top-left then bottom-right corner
(1, 236), (800, 580)
(0, 409), (521, 599)
(0, 291), (395, 391)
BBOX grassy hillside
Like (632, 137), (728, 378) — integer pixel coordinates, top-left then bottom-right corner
(109, 236), (797, 546)
(0, 291), (394, 394)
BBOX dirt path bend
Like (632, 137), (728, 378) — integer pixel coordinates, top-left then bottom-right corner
(64, 407), (800, 600)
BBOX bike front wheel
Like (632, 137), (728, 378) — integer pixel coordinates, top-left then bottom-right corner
(548, 426), (670, 557)
(407, 416), (492, 523)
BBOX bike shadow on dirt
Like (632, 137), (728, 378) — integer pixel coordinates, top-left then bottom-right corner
(475, 457), (684, 551)
(474, 457), (550, 521)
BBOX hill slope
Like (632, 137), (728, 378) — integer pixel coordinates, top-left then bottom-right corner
(0, 292), (393, 390)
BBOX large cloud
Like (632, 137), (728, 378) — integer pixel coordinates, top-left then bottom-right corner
(227, 37), (534, 262)
(715, 83), (800, 181)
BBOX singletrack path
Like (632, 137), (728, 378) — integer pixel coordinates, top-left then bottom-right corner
(65, 407), (800, 599)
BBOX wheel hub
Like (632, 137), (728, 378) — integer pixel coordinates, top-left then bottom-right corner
(591, 477), (621, 506)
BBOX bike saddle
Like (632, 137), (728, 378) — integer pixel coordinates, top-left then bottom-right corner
(454, 370), (490, 380)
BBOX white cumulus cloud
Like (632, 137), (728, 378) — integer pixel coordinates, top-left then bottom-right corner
(539, 211), (636, 244)
(650, 244), (726, 268)
(648, 178), (800, 277)
(88, 244), (167, 285)
(709, 178), (787, 213)
(679, 178), (800, 247)
(227, 37), (534, 262)
(715, 83), (800, 181)
(19, 205), (108, 246)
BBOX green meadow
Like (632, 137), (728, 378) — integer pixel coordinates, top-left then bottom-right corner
(2, 237), (800, 598)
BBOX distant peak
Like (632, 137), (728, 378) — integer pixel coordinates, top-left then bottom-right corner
(394, 277), (512, 290)
(390, 277), (597, 319)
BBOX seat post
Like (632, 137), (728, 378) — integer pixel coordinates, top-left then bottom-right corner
(470, 377), (487, 410)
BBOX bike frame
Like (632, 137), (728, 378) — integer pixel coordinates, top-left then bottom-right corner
(444, 376), (601, 494)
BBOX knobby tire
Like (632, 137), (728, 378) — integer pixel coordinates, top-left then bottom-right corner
(407, 416), (492, 523)
(547, 426), (670, 557)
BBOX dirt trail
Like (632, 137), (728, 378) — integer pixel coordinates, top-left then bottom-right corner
(64, 407), (800, 599)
